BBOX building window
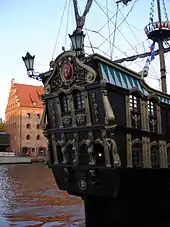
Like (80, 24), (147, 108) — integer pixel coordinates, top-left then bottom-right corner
(37, 114), (40, 119)
(59, 94), (69, 112)
(37, 124), (40, 129)
(26, 113), (31, 118)
(151, 145), (160, 168)
(26, 135), (31, 140)
(37, 135), (40, 140)
(32, 148), (35, 152)
(26, 123), (31, 129)
(74, 90), (84, 110)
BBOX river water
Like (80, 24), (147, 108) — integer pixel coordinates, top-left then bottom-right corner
(0, 163), (85, 226)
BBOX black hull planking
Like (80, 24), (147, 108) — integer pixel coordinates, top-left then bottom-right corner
(52, 165), (170, 226)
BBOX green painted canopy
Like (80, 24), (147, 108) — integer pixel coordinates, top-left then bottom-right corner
(100, 62), (170, 105)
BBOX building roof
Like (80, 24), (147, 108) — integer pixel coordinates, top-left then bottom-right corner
(13, 83), (44, 108)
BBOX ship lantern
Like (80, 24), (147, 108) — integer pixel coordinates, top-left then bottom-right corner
(69, 30), (85, 52)
(22, 52), (35, 76)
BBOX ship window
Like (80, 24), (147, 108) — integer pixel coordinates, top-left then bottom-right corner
(148, 101), (156, 116)
(132, 142), (143, 168)
(74, 91), (84, 110)
(129, 95), (140, 112)
(60, 94), (69, 112)
(151, 145), (160, 168)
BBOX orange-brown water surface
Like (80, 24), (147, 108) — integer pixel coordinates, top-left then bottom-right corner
(0, 163), (85, 226)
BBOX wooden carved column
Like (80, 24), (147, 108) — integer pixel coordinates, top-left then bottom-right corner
(83, 90), (92, 126)
(142, 137), (147, 168)
(156, 105), (162, 134)
(51, 133), (58, 164)
(56, 97), (64, 128)
(68, 94), (77, 127)
(165, 143), (170, 168)
(159, 140), (164, 168)
(159, 140), (167, 168)
(101, 130), (111, 167)
(146, 137), (152, 168)
(125, 95), (131, 127)
(140, 100), (146, 130)
(126, 133), (132, 167)
(144, 100), (149, 131)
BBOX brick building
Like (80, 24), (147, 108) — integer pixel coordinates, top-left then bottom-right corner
(5, 79), (47, 160)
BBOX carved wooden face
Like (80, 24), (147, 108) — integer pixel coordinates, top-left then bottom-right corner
(63, 63), (73, 81)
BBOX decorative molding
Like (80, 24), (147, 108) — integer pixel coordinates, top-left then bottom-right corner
(100, 81), (116, 130)
(40, 103), (47, 130)
(140, 100), (145, 130)
(56, 97), (63, 128)
(146, 137), (151, 168)
(159, 140), (167, 168)
(101, 130), (111, 167)
(144, 100), (149, 131)
(142, 137), (147, 168)
(106, 138), (121, 168)
(68, 94), (76, 127)
(91, 92), (99, 124)
(62, 115), (71, 125)
(76, 113), (86, 125)
(131, 113), (140, 129)
(83, 90), (92, 126)
(44, 51), (97, 94)
(51, 133), (58, 164)
(156, 105), (162, 134)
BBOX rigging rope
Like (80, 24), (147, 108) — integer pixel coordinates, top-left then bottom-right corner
(51, 0), (68, 60)
(106, 0), (112, 58)
(65, 0), (71, 49)
(162, 0), (169, 21)
(95, 0), (137, 52)
(110, 2), (119, 59)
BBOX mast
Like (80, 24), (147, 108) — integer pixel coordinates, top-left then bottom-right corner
(144, 0), (170, 93)
(157, 0), (167, 93)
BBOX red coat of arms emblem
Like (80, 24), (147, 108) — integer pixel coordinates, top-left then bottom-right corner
(63, 63), (73, 81)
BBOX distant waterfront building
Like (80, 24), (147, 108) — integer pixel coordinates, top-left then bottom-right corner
(5, 79), (47, 160)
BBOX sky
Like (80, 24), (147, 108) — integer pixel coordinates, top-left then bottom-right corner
(0, 0), (170, 120)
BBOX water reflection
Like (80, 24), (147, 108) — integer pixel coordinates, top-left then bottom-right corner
(0, 164), (84, 226)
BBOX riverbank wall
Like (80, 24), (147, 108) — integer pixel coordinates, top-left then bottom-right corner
(0, 156), (31, 165)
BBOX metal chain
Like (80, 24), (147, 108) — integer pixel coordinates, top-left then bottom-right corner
(149, 0), (155, 24)
(162, 0), (169, 22)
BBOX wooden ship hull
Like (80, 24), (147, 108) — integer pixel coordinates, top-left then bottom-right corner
(40, 50), (170, 226)
(21, 0), (170, 225)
